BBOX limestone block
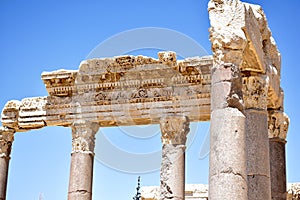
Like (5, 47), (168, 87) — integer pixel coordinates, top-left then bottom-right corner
(18, 97), (47, 130)
(1, 100), (21, 130)
(208, 0), (247, 51)
(42, 69), (77, 97)
(242, 76), (268, 110)
(158, 51), (177, 65)
(241, 5), (265, 73)
(211, 65), (243, 111)
(267, 65), (281, 109)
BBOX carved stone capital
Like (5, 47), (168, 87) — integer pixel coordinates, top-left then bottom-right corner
(71, 120), (99, 154)
(0, 127), (15, 158)
(242, 76), (268, 110)
(268, 111), (289, 141)
(160, 116), (190, 145)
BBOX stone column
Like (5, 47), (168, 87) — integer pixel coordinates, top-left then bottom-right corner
(208, 0), (248, 199)
(243, 76), (271, 200)
(159, 116), (190, 200)
(268, 111), (289, 200)
(0, 127), (14, 200)
(68, 120), (99, 200)
(209, 63), (247, 200)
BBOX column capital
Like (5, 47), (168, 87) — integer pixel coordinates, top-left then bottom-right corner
(160, 116), (190, 145)
(0, 127), (15, 158)
(268, 110), (289, 141)
(71, 120), (99, 154)
(242, 75), (268, 110)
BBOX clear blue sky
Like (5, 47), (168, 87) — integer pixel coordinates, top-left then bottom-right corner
(0, 0), (299, 199)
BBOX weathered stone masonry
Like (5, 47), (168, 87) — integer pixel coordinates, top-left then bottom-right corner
(0, 0), (291, 200)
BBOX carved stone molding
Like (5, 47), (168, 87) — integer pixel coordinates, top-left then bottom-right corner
(268, 110), (289, 141)
(0, 127), (15, 158)
(242, 76), (268, 110)
(160, 116), (190, 145)
(71, 120), (99, 154)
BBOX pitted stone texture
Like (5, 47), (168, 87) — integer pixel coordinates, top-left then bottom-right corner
(160, 144), (186, 200)
(68, 121), (99, 200)
(158, 51), (177, 65)
(242, 76), (268, 110)
(268, 111), (289, 141)
(245, 109), (271, 200)
(0, 127), (14, 200)
(71, 120), (99, 154)
(247, 175), (272, 200)
(209, 108), (247, 200)
(287, 183), (300, 200)
(68, 153), (94, 200)
(211, 62), (244, 112)
(160, 116), (190, 200)
(269, 140), (286, 200)
(2, 54), (213, 131)
(0, 127), (14, 158)
(160, 116), (190, 145)
(1, 100), (21, 130)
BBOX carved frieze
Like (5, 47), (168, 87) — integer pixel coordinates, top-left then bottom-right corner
(242, 76), (268, 110)
(268, 110), (289, 141)
(42, 70), (77, 97)
(160, 116), (190, 145)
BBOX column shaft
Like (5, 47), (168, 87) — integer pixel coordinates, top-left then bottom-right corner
(209, 108), (247, 200)
(160, 144), (185, 200)
(245, 110), (271, 200)
(0, 157), (9, 200)
(0, 127), (14, 200)
(68, 121), (99, 200)
(159, 116), (189, 200)
(268, 111), (289, 200)
(269, 139), (286, 200)
(209, 62), (247, 200)
(243, 76), (271, 200)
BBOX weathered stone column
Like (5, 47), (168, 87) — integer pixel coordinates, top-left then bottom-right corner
(209, 64), (247, 200)
(0, 127), (14, 200)
(159, 116), (190, 200)
(68, 120), (99, 200)
(208, 0), (248, 199)
(243, 75), (271, 200)
(268, 111), (289, 200)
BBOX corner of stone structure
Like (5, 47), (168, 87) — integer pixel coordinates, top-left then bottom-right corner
(1, 100), (21, 131)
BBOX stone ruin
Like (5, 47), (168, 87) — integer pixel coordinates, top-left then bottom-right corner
(141, 183), (300, 200)
(0, 0), (296, 200)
